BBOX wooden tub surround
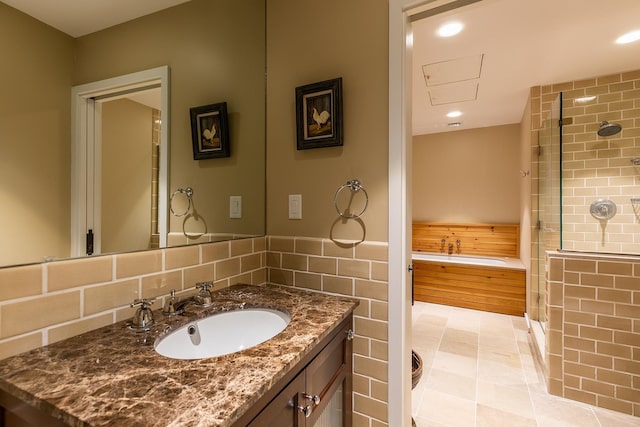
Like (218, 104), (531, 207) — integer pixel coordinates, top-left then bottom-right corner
(412, 223), (526, 316)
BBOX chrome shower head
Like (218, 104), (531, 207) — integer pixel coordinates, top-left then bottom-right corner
(597, 121), (622, 137)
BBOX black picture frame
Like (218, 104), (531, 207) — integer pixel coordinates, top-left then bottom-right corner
(190, 102), (230, 160)
(295, 77), (343, 150)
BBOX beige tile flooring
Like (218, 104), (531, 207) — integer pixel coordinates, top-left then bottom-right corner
(411, 301), (640, 427)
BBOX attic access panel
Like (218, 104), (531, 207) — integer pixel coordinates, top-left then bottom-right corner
(428, 80), (479, 105)
(422, 54), (484, 86)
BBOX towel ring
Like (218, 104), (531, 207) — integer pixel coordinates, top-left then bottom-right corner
(170, 187), (193, 217)
(334, 179), (368, 219)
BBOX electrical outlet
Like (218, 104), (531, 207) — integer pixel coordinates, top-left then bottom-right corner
(230, 196), (242, 218)
(288, 194), (302, 219)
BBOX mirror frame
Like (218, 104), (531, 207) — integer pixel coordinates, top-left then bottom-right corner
(70, 66), (170, 257)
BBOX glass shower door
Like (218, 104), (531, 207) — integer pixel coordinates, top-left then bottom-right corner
(536, 93), (562, 332)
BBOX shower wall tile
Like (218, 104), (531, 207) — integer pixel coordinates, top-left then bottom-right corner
(266, 236), (389, 424)
(547, 252), (640, 417)
(532, 68), (640, 256)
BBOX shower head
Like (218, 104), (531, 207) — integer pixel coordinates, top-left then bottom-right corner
(597, 121), (622, 137)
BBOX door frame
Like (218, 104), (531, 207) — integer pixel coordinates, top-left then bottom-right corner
(388, 1), (413, 425)
(389, 1), (477, 425)
(70, 66), (170, 257)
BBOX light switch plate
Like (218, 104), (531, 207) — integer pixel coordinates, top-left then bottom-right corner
(288, 194), (302, 219)
(230, 196), (242, 218)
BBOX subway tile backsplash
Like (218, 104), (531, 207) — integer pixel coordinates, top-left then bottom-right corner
(0, 238), (267, 357)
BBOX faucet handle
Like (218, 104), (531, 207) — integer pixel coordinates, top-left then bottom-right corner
(195, 282), (213, 292)
(195, 282), (214, 307)
(131, 298), (156, 308)
(130, 298), (156, 330)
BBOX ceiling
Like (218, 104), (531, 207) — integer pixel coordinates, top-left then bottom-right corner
(5, 0), (640, 136)
(411, 0), (640, 135)
(3, 0), (191, 37)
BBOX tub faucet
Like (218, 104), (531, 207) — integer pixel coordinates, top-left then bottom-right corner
(448, 243), (454, 254)
(456, 239), (461, 253)
(440, 239), (446, 253)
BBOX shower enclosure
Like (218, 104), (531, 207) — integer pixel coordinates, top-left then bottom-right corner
(534, 78), (640, 341)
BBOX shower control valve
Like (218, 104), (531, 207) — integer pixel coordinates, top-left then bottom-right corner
(589, 199), (617, 220)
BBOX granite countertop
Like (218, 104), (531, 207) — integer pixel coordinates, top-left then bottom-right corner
(0, 284), (358, 426)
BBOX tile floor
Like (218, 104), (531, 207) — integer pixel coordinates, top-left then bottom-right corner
(411, 301), (640, 427)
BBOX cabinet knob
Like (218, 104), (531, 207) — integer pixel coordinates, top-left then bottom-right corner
(303, 393), (320, 405)
(297, 404), (312, 418)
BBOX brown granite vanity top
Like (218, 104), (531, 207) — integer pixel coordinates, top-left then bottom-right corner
(0, 284), (358, 426)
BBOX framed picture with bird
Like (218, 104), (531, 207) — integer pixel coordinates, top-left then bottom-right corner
(295, 77), (343, 150)
(189, 102), (230, 159)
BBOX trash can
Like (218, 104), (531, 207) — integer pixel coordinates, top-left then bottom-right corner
(411, 350), (423, 427)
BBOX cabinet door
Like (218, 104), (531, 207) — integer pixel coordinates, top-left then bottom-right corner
(248, 371), (305, 427)
(305, 328), (349, 426)
(0, 390), (67, 427)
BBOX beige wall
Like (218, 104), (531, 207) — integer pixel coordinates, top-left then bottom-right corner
(74, 0), (266, 240)
(412, 124), (521, 224)
(266, 0), (389, 242)
(101, 99), (153, 253)
(0, 2), (73, 265)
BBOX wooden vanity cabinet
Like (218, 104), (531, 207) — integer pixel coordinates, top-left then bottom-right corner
(0, 391), (67, 427)
(240, 315), (353, 427)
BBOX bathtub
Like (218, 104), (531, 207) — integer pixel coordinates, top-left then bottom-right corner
(412, 252), (525, 316)
(412, 252), (507, 267)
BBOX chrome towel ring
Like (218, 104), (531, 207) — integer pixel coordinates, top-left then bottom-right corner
(170, 187), (193, 217)
(334, 179), (368, 219)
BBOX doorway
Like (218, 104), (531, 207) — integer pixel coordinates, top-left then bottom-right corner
(70, 66), (169, 257)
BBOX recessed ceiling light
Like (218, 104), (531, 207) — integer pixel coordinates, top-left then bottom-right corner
(437, 21), (464, 38)
(615, 30), (640, 44)
(446, 110), (462, 118)
(575, 96), (596, 103)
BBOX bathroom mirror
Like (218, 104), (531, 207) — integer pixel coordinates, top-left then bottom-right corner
(0, 0), (265, 268)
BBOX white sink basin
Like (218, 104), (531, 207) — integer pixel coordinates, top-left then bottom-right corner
(154, 308), (290, 360)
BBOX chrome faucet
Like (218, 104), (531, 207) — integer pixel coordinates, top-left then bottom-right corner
(456, 239), (461, 253)
(448, 243), (454, 254)
(169, 282), (215, 315)
(163, 289), (179, 316)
